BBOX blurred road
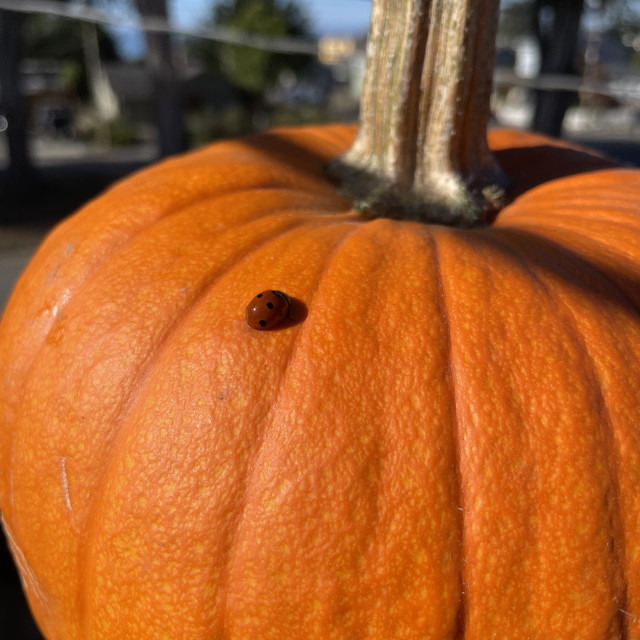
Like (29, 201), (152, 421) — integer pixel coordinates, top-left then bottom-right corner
(0, 227), (46, 314)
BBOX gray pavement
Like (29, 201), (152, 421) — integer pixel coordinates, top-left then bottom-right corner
(0, 138), (158, 314)
(0, 227), (46, 314)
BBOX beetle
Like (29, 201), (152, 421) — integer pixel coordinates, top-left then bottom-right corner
(246, 290), (291, 330)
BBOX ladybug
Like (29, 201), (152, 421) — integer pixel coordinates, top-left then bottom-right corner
(246, 290), (291, 330)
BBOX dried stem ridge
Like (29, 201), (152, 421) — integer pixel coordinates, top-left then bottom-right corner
(328, 0), (507, 227)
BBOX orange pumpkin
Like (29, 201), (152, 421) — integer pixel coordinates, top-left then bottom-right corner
(1, 123), (640, 639)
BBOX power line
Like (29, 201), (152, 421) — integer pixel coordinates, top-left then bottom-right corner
(0, 0), (320, 55)
(1, 0), (639, 107)
(494, 69), (640, 106)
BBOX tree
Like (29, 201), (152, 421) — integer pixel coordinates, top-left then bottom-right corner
(133, 0), (187, 156)
(601, 0), (640, 35)
(0, 3), (121, 201)
(531, 0), (586, 137)
(22, 9), (118, 61)
(0, 9), (35, 191)
(22, 7), (121, 132)
(81, 21), (120, 125)
(21, 8), (119, 100)
(498, 0), (535, 42)
(193, 0), (311, 95)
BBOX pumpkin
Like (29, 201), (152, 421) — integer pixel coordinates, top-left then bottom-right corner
(2, 123), (640, 639)
(3, 0), (640, 636)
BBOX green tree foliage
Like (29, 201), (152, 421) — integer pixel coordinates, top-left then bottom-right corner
(530, 0), (585, 136)
(22, 11), (118, 97)
(600, 0), (640, 61)
(193, 0), (311, 94)
(498, 0), (535, 42)
(22, 13), (117, 60)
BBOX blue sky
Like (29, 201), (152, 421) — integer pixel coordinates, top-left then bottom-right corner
(173, 0), (371, 34)
(109, 0), (372, 59)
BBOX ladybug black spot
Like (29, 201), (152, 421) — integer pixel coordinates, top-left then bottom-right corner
(267, 302), (274, 309)
(259, 320), (267, 327)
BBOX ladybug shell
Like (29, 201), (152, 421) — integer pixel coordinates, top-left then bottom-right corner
(246, 290), (291, 330)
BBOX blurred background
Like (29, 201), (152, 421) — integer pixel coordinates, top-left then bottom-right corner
(1, 0), (640, 636)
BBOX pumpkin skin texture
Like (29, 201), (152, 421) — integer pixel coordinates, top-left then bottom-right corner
(1, 124), (640, 640)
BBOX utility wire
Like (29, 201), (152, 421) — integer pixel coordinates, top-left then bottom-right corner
(494, 69), (640, 105)
(0, 0), (320, 54)
(1, 0), (639, 106)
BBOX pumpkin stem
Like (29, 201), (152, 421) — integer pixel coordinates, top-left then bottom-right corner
(327, 0), (508, 227)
